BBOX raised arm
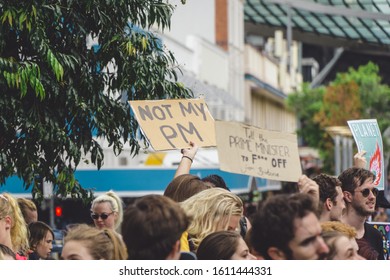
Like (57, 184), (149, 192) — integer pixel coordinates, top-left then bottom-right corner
(353, 150), (367, 169)
(297, 174), (320, 207)
(174, 141), (198, 178)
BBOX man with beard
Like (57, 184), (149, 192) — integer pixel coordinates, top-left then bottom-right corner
(250, 193), (329, 260)
(313, 174), (346, 222)
(338, 167), (385, 260)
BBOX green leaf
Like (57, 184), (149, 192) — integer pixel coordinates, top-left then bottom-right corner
(0, 0), (191, 202)
(141, 37), (148, 51)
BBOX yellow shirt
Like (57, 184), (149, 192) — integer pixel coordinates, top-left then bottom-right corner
(180, 231), (190, 252)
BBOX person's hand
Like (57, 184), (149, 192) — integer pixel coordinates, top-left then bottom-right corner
(174, 141), (198, 178)
(354, 150), (367, 169)
(181, 141), (198, 161)
(298, 175), (320, 206)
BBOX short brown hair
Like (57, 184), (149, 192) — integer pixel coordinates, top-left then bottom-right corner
(197, 231), (241, 260)
(122, 195), (189, 259)
(164, 174), (210, 202)
(313, 174), (342, 204)
(338, 167), (375, 193)
(250, 193), (317, 259)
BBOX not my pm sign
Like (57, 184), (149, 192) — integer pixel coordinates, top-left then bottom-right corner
(130, 98), (216, 151)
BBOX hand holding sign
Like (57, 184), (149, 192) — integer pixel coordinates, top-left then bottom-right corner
(353, 150), (367, 169)
(298, 175), (320, 206)
(348, 119), (385, 190)
(181, 141), (198, 161)
(174, 140), (199, 178)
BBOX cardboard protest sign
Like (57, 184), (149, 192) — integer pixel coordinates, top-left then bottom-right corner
(130, 98), (216, 151)
(347, 119), (385, 190)
(215, 121), (302, 182)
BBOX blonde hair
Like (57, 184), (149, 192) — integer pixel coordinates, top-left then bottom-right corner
(180, 188), (243, 250)
(91, 191), (123, 231)
(321, 221), (357, 239)
(64, 224), (127, 260)
(17, 198), (37, 224)
(0, 193), (29, 255)
(17, 198), (37, 211)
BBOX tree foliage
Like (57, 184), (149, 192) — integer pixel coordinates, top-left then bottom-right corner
(0, 1), (192, 201)
(286, 83), (325, 148)
(287, 62), (390, 174)
(333, 62), (390, 133)
(314, 80), (361, 127)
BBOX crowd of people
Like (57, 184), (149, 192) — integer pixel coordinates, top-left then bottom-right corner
(0, 142), (388, 260)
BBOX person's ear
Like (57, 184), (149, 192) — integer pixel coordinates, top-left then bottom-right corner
(4, 216), (12, 230)
(267, 247), (287, 260)
(343, 191), (353, 203)
(325, 198), (333, 210)
(166, 240), (181, 260)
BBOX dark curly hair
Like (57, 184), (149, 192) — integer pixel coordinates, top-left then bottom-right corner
(201, 174), (230, 191)
(250, 193), (316, 259)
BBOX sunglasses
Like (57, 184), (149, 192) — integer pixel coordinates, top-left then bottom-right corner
(355, 188), (379, 198)
(91, 212), (114, 220)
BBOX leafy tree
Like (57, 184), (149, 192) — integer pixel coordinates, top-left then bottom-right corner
(333, 62), (390, 133)
(287, 62), (390, 174)
(286, 83), (335, 172)
(314, 79), (361, 127)
(0, 1), (192, 201)
(314, 79), (362, 173)
(286, 83), (325, 148)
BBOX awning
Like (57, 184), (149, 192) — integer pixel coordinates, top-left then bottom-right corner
(245, 73), (287, 100)
(245, 0), (390, 52)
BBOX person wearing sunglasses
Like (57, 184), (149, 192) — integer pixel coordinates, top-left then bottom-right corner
(338, 167), (385, 260)
(90, 191), (123, 234)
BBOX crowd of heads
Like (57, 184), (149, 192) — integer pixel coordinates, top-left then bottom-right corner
(0, 157), (387, 261)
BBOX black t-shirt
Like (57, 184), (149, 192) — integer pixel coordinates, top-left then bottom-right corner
(359, 222), (385, 260)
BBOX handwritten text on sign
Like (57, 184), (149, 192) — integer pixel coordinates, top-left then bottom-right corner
(347, 119), (385, 190)
(130, 99), (216, 150)
(215, 121), (302, 182)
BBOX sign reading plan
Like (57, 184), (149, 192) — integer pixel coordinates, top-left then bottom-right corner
(215, 121), (302, 182)
(347, 119), (385, 190)
(130, 98), (216, 150)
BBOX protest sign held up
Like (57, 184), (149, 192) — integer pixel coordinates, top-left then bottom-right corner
(347, 119), (385, 190)
(215, 120), (302, 182)
(130, 98), (216, 150)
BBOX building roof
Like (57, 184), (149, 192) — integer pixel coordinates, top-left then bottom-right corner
(177, 70), (243, 108)
(245, 0), (390, 52)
